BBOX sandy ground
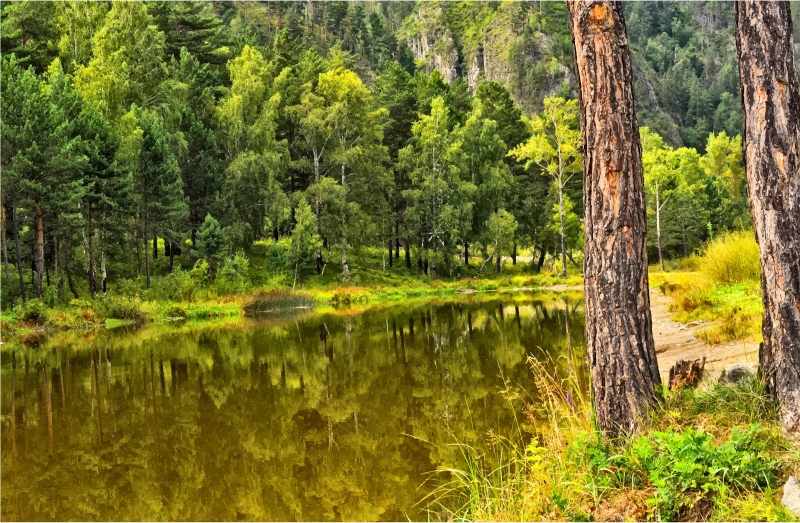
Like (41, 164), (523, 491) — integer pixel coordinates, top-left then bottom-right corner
(650, 288), (759, 381)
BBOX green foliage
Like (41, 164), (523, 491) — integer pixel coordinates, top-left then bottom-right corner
(192, 214), (228, 270)
(572, 425), (780, 521)
(217, 252), (250, 294)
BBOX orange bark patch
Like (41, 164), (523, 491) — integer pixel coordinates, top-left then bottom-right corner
(590, 4), (607, 22)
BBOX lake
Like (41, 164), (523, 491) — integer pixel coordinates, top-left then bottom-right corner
(1, 292), (586, 521)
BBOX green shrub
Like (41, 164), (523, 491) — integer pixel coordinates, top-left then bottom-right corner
(570, 425), (780, 521)
(20, 299), (48, 323)
(216, 253), (250, 294)
(263, 240), (291, 272)
(95, 296), (153, 321)
(150, 269), (198, 302)
(699, 231), (761, 284)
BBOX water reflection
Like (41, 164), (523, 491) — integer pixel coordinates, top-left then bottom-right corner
(1, 294), (587, 521)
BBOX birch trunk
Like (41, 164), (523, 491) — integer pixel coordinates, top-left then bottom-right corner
(568, 0), (661, 435)
(735, 0), (800, 433)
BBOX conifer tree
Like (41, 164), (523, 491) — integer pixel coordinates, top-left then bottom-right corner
(192, 213), (227, 275)
(133, 106), (188, 289)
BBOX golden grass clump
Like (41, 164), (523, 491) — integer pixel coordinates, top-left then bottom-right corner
(697, 230), (761, 285)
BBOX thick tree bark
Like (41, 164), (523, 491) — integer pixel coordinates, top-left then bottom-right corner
(735, 1), (800, 433)
(12, 205), (28, 306)
(1, 196), (15, 308)
(568, 0), (661, 435)
(62, 234), (79, 299)
(34, 194), (44, 298)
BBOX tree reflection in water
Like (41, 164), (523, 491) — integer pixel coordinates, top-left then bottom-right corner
(1, 294), (587, 521)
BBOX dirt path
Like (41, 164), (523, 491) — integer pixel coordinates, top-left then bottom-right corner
(650, 288), (758, 381)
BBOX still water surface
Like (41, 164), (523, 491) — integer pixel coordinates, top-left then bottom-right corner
(1, 293), (586, 521)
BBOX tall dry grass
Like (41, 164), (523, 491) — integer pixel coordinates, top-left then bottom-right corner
(697, 230), (761, 285)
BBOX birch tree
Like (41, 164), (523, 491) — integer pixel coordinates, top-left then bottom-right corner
(508, 96), (581, 278)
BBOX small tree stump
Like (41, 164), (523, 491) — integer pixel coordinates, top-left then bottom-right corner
(668, 357), (706, 391)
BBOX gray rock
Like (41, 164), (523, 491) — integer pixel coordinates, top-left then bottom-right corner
(783, 476), (800, 517)
(719, 363), (755, 385)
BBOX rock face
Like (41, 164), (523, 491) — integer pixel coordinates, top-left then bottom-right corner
(783, 477), (800, 517)
(403, 3), (459, 83)
(718, 363), (755, 385)
(398, 3), (574, 111)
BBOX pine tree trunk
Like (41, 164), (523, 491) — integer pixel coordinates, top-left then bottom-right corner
(464, 242), (469, 267)
(1, 195), (15, 308)
(12, 205), (28, 306)
(496, 248), (501, 274)
(512, 242), (517, 265)
(62, 233), (79, 299)
(405, 239), (411, 269)
(568, 0), (661, 435)
(388, 236), (393, 267)
(735, 0), (800, 433)
(34, 194), (44, 298)
(153, 233), (158, 259)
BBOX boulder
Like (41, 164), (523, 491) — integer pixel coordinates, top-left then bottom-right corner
(783, 476), (800, 517)
(718, 363), (755, 385)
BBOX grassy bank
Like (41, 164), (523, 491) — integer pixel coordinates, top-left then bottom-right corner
(432, 360), (799, 522)
(0, 270), (582, 338)
(649, 231), (764, 345)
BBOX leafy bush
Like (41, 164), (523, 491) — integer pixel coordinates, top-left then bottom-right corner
(216, 253), (250, 294)
(698, 231), (760, 284)
(570, 425), (780, 521)
(19, 299), (48, 323)
(94, 296), (154, 321)
(150, 269), (198, 302)
(263, 240), (291, 272)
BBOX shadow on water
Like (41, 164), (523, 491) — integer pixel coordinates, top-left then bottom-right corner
(1, 292), (587, 521)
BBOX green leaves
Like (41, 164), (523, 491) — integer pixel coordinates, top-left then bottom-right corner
(571, 424), (780, 521)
